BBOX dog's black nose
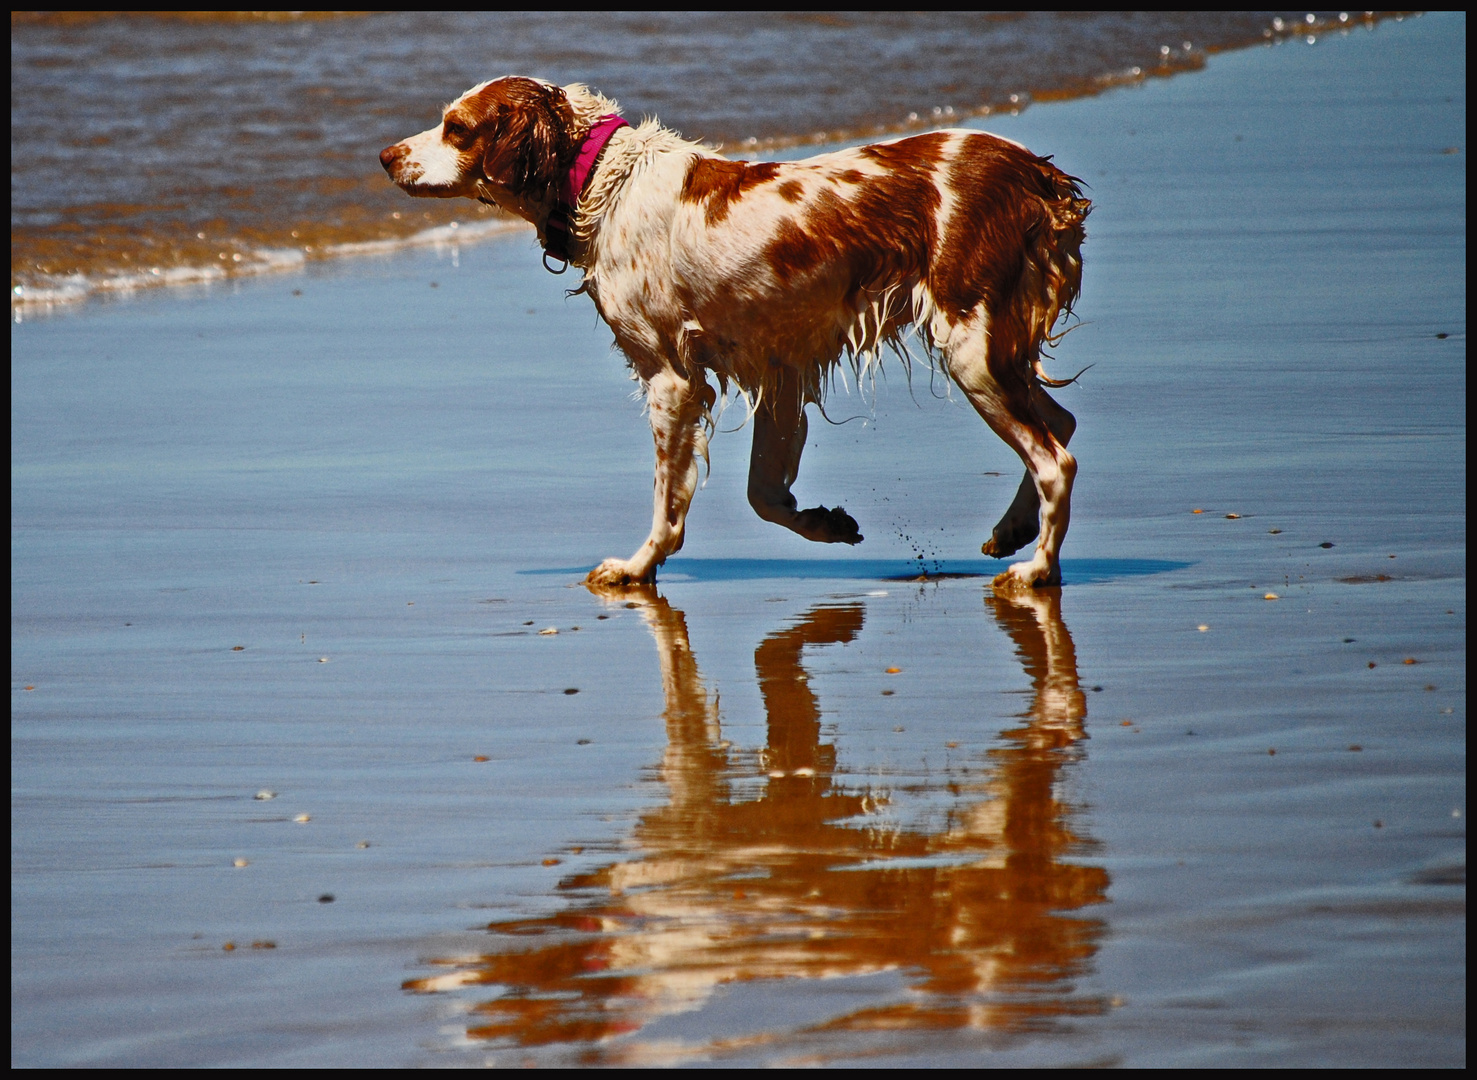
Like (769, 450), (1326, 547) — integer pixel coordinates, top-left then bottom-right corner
(379, 144), (405, 172)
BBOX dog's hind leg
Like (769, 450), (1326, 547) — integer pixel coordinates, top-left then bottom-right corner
(587, 368), (712, 586)
(982, 384), (1076, 558)
(945, 315), (1075, 588)
(747, 367), (862, 545)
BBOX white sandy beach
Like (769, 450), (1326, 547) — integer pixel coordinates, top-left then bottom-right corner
(11, 14), (1465, 1067)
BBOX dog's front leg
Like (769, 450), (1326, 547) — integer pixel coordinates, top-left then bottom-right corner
(747, 367), (863, 545)
(586, 369), (710, 586)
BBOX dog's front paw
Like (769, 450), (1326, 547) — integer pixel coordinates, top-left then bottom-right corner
(586, 579), (660, 604)
(585, 558), (654, 587)
(796, 505), (863, 545)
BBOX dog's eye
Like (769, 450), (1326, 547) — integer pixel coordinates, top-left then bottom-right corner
(443, 120), (471, 142)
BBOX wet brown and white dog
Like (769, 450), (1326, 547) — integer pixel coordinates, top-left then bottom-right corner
(380, 77), (1089, 588)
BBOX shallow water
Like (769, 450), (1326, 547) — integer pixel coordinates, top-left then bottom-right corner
(11, 14), (1465, 1068)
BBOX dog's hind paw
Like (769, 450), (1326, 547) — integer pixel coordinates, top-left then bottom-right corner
(982, 531), (1024, 559)
(992, 557), (1061, 592)
(795, 505), (863, 545)
(982, 518), (1039, 559)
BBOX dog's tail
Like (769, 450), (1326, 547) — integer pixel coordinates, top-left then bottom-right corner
(1024, 166), (1090, 388)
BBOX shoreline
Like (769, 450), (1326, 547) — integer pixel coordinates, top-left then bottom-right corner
(10, 216), (526, 317)
(10, 12), (1410, 318)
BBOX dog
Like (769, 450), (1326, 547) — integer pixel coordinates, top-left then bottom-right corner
(380, 77), (1089, 588)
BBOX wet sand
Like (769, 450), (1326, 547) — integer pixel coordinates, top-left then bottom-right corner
(11, 14), (1464, 1068)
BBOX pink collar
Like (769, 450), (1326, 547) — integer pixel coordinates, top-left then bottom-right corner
(558, 114), (629, 210)
(544, 114), (628, 269)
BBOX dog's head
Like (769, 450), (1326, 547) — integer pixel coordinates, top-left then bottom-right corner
(380, 77), (579, 220)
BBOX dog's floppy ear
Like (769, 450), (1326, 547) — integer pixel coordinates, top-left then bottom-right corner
(481, 81), (575, 197)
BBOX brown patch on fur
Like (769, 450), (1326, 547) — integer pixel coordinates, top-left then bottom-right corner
(682, 159), (783, 226)
(765, 217), (815, 282)
(762, 133), (948, 293)
(929, 136), (1088, 442)
(776, 179), (805, 203)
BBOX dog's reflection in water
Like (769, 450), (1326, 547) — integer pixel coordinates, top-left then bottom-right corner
(406, 586), (1108, 1059)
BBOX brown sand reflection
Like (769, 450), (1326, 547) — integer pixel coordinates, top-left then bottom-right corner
(407, 586), (1108, 1059)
